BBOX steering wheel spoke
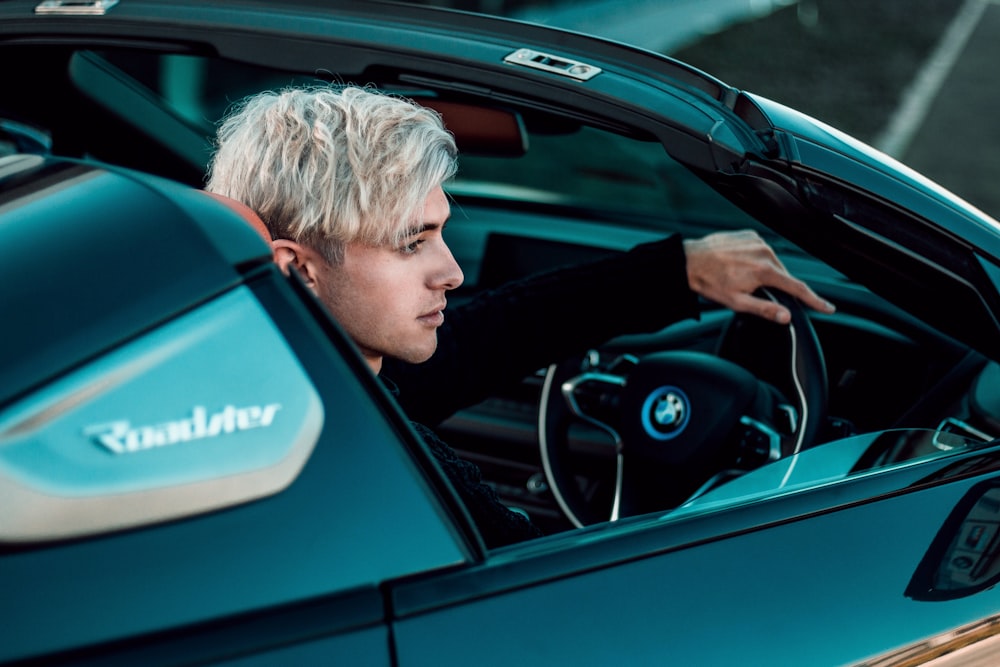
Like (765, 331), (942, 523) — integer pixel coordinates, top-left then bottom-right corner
(736, 415), (785, 467)
(561, 371), (626, 446)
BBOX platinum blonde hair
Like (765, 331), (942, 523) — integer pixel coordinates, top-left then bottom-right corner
(206, 85), (457, 262)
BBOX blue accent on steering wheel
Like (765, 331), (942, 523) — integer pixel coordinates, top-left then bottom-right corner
(641, 385), (690, 441)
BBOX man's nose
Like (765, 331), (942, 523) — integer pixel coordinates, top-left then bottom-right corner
(434, 243), (464, 291)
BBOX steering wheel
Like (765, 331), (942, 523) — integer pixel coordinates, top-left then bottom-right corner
(538, 289), (827, 527)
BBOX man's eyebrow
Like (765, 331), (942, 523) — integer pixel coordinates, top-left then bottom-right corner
(403, 218), (450, 236)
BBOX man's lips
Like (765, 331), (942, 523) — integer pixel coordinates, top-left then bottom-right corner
(417, 305), (446, 326)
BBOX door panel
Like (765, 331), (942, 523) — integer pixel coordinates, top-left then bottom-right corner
(394, 476), (1000, 666)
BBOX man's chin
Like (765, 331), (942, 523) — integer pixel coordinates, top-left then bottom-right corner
(396, 340), (438, 365)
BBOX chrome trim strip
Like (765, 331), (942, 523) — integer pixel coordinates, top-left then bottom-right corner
(561, 372), (626, 424)
(611, 451), (624, 522)
(758, 288), (809, 488)
(35, 0), (119, 15)
(539, 364), (586, 528)
(561, 372), (625, 522)
(539, 366), (624, 527)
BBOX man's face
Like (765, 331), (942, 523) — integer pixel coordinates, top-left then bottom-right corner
(313, 185), (463, 372)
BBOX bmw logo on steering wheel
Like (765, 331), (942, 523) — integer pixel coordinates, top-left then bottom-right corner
(641, 386), (690, 441)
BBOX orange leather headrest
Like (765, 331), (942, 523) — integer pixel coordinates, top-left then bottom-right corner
(202, 191), (273, 247)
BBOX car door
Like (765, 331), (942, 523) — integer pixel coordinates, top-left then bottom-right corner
(389, 437), (1000, 666)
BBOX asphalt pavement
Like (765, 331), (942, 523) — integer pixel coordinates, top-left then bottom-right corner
(515, 0), (1000, 222)
(895, 0), (1000, 221)
(513, 0), (795, 52)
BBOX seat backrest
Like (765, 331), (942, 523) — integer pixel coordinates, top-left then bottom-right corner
(202, 191), (273, 249)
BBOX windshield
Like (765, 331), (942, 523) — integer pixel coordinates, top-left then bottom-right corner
(452, 123), (762, 235)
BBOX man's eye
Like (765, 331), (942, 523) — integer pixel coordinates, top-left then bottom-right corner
(399, 239), (424, 254)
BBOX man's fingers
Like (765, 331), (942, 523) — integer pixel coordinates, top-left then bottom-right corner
(729, 292), (791, 324)
(764, 273), (836, 314)
(683, 229), (836, 324)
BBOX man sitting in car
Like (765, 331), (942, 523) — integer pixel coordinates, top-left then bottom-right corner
(205, 85), (834, 547)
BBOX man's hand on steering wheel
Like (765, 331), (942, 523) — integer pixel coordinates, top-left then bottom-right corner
(684, 230), (836, 324)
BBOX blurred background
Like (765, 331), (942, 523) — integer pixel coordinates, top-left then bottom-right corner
(402, 0), (1000, 222)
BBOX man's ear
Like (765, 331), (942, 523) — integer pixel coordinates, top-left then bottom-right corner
(272, 239), (321, 293)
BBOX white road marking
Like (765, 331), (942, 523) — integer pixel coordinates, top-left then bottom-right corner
(874, 0), (990, 158)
